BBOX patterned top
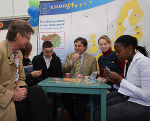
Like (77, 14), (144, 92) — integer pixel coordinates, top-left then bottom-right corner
(13, 50), (20, 88)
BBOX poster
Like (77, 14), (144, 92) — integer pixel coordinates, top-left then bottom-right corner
(39, 0), (150, 64)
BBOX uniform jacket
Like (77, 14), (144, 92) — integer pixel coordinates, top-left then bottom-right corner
(62, 52), (97, 77)
(0, 40), (26, 121)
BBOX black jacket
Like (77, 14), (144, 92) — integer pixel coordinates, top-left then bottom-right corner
(32, 52), (63, 80)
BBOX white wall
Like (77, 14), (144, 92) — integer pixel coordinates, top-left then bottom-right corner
(13, 0), (29, 17)
(0, 0), (29, 17)
(0, 0), (38, 60)
(30, 28), (38, 60)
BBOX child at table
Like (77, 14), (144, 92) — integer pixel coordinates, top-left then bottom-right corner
(20, 43), (42, 86)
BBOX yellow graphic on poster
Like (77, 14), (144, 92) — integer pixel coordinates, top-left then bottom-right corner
(87, 0), (144, 72)
(88, 0), (144, 56)
(87, 33), (101, 71)
(88, 33), (99, 54)
(115, 0), (144, 42)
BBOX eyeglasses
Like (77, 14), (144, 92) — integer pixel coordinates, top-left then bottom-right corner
(23, 35), (31, 40)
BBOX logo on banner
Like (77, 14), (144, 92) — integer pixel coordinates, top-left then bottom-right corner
(40, 0), (114, 15)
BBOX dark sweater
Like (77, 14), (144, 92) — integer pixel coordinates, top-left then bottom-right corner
(23, 58), (41, 86)
(98, 48), (125, 90)
(32, 52), (63, 80)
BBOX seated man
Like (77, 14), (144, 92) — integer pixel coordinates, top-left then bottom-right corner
(32, 41), (63, 121)
(62, 37), (97, 78)
(62, 37), (97, 121)
(0, 20), (50, 121)
(32, 40), (63, 80)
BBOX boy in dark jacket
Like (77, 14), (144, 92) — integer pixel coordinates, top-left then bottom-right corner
(32, 41), (63, 79)
(32, 41), (63, 121)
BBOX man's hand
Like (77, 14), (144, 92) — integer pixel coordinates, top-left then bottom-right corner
(71, 53), (80, 63)
(13, 87), (27, 102)
(31, 70), (42, 78)
(103, 68), (122, 86)
(75, 74), (84, 79)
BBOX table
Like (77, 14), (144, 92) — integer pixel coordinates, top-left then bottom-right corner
(38, 78), (110, 121)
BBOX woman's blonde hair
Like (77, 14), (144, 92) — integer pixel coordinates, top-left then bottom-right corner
(98, 35), (111, 44)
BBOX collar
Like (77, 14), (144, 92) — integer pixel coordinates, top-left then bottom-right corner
(43, 55), (52, 61)
(7, 41), (12, 58)
(80, 52), (85, 58)
(102, 48), (112, 57)
(7, 41), (15, 64)
(132, 51), (145, 62)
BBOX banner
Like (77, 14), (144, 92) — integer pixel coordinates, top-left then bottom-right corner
(40, 0), (114, 15)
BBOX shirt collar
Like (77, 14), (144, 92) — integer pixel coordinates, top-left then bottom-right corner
(43, 55), (52, 61)
(80, 52), (85, 58)
(132, 51), (145, 62)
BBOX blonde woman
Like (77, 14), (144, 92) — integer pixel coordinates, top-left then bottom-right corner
(98, 35), (125, 90)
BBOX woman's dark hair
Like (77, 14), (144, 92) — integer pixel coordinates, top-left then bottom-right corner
(74, 37), (88, 49)
(42, 41), (53, 49)
(6, 19), (34, 41)
(115, 35), (149, 57)
(20, 43), (32, 57)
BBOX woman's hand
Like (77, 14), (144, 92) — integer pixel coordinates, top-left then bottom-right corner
(103, 68), (122, 86)
(13, 87), (27, 102)
(31, 70), (42, 78)
(97, 77), (108, 83)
